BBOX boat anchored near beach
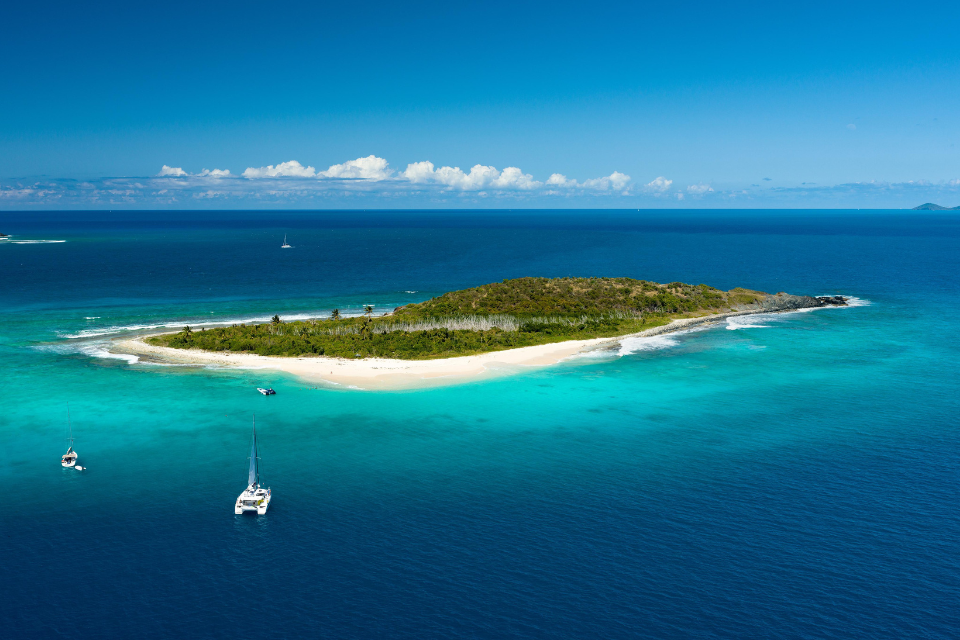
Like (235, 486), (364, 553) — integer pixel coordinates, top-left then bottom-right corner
(235, 417), (271, 515)
(61, 409), (83, 470)
(257, 387), (276, 395)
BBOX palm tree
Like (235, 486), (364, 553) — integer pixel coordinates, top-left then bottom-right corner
(331, 309), (340, 321)
(364, 305), (373, 317)
(272, 314), (281, 325)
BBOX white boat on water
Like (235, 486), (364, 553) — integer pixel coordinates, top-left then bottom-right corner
(281, 234), (292, 249)
(257, 387), (276, 396)
(61, 409), (79, 468)
(235, 417), (271, 515)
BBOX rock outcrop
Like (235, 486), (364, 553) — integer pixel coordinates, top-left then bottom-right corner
(742, 293), (847, 312)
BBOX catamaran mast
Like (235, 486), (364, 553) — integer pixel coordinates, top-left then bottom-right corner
(248, 416), (259, 487)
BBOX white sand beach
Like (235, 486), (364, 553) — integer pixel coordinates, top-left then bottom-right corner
(110, 309), (775, 390)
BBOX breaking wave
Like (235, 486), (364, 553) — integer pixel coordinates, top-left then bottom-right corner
(617, 335), (680, 355)
(61, 311), (366, 339)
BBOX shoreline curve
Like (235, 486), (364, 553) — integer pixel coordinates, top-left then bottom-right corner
(108, 304), (836, 390)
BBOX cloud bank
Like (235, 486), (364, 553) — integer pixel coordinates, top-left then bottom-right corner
(7, 154), (959, 209)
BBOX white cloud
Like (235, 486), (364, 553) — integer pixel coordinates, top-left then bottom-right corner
(242, 160), (316, 178)
(546, 173), (576, 187)
(435, 164), (499, 190)
(644, 176), (672, 192)
(686, 183), (713, 195)
(403, 162), (503, 190)
(320, 155), (391, 181)
(158, 165), (187, 177)
(583, 171), (632, 191)
(199, 168), (232, 177)
(492, 167), (541, 190)
(676, 192), (685, 200)
(403, 161), (437, 183)
(847, 123), (857, 130)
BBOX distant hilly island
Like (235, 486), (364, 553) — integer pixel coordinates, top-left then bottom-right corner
(913, 203), (960, 210)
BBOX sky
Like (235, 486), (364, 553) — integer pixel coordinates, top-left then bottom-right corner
(2, 0), (959, 209)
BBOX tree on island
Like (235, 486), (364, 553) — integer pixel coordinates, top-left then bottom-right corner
(331, 309), (340, 321)
(272, 315), (281, 325)
(365, 305), (373, 317)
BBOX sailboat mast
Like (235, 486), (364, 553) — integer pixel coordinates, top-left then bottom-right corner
(248, 415), (259, 487)
(67, 407), (73, 446)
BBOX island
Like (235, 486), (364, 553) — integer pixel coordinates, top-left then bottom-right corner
(112, 278), (848, 389)
(912, 203), (960, 210)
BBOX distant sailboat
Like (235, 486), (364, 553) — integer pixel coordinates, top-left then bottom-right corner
(281, 234), (293, 249)
(235, 416), (272, 514)
(61, 409), (79, 469)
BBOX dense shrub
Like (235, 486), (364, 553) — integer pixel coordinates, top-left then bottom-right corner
(150, 277), (766, 359)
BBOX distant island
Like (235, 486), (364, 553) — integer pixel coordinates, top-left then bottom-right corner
(145, 277), (847, 360)
(913, 203), (960, 210)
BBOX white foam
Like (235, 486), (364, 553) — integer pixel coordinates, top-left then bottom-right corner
(8, 239), (66, 244)
(727, 297), (871, 329)
(77, 345), (140, 364)
(617, 334), (680, 355)
(726, 313), (782, 330)
(36, 342), (140, 364)
(61, 311), (362, 339)
(838, 296), (870, 307)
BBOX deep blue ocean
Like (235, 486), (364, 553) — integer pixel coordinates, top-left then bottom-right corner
(2, 210), (958, 639)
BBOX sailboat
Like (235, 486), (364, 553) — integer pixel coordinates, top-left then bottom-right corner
(61, 409), (81, 469)
(235, 416), (272, 515)
(281, 234), (292, 249)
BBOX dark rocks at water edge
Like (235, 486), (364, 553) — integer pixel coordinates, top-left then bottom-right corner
(748, 293), (848, 312)
(814, 295), (848, 306)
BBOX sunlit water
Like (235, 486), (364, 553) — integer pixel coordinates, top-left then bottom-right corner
(2, 210), (958, 639)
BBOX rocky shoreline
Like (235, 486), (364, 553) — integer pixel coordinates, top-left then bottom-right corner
(600, 294), (848, 342)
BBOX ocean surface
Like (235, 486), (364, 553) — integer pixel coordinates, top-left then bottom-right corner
(2, 210), (958, 639)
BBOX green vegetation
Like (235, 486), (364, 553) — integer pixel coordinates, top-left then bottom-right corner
(147, 277), (766, 360)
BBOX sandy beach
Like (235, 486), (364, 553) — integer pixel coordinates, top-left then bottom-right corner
(110, 308), (782, 390)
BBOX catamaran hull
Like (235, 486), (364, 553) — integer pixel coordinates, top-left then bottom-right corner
(235, 501), (270, 515)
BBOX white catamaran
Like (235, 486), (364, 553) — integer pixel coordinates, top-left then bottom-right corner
(281, 234), (292, 249)
(235, 417), (271, 515)
(61, 409), (81, 469)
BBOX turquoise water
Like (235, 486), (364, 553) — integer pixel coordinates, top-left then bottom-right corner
(3, 211), (959, 638)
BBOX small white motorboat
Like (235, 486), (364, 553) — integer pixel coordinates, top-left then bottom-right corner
(257, 387), (276, 395)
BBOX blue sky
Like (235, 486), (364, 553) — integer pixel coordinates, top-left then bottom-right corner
(2, 0), (959, 208)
